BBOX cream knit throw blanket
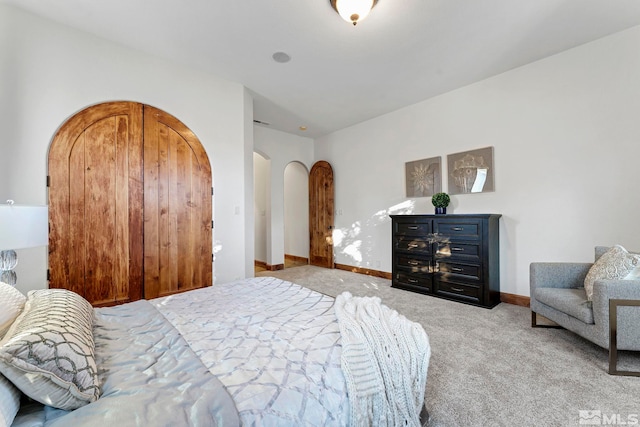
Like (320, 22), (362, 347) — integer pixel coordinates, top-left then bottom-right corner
(334, 292), (430, 427)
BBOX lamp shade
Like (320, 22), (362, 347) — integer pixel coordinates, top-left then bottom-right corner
(331, 0), (377, 25)
(0, 204), (49, 250)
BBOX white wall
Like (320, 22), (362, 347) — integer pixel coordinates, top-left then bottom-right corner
(0, 5), (251, 292)
(254, 153), (269, 263)
(254, 126), (314, 267)
(243, 89), (255, 278)
(315, 26), (640, 297)
(284, 162), (309, 258)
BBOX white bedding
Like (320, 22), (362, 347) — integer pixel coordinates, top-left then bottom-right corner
(152, 276), (350, 426)
(10, 276), (429, 426)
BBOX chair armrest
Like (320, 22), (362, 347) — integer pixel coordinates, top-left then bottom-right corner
(593, 279), (640, 300)
(530, 262), (592, 291)
(592, 279), (640, 324)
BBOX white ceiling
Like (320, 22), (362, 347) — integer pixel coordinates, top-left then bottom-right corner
(3, 0), (640, 138)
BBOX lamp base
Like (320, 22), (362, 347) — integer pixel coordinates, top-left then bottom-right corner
(0, 250), (17, 270)
(0, 250), (18, 286)
(0, 269), (17, 286)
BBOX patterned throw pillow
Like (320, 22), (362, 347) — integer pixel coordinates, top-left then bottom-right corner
(0, 282), (26, 338)
(0, 289), (100, 410)
(584, 245), (640, 301)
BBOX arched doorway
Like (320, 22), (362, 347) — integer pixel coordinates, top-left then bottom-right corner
(48, 101), (213, 306)
(253, 152), (270, 271)
(284, 162), (309, 268)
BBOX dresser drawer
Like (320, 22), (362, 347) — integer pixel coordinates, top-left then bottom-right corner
(434, 219), (481, 240)
(396, 255), (432, 273)
(436, 242), (480, 261)
(395, 272), (432, 291)
(394, 236), (432, 255)
(435, 279), (481, 303)
(436, 261), (481, 281)
(394, 221), (431, 236)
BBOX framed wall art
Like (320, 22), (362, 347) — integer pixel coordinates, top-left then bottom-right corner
(447, 147), (494, 195)
(405, 156), (441, 198)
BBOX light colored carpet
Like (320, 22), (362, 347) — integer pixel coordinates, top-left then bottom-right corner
(256, 265), (640, 427)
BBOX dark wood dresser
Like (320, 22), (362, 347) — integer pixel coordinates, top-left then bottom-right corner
(390, 214), (501, 308)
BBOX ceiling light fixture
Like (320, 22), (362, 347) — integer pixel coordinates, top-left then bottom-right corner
(330, 0), (378, 26)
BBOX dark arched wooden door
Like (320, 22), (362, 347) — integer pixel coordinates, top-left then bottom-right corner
(48, 101), (212, 306)
(309, 161), (334, 268)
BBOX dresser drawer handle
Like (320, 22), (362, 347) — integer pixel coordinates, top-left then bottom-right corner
(452, 227), (463, 231)
(451, 287), (464, 292)
(408, 260), (420, 266)
(407, 243), (419, 249)
(408, 278), (418, 284)
(451, 267), (463, 272)
(451, 247), (463, 251)
(407, 225), (419, 230)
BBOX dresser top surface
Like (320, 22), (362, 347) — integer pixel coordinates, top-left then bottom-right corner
(390, 214), (501, 219)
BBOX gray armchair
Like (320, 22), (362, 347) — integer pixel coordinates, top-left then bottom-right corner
(530, 246), (640, 376)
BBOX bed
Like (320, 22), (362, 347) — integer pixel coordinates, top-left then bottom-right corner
(0, 277), (430, 426)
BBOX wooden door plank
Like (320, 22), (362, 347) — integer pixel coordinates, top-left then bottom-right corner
(157, 124), (173, 295)
(143, 107), (161, 299)
(84, 118), (117, 306)
(67, 133), (86, 296)
(167, 131), (180, 292)
(114, 115), (129, 303)
(176, 136), (192, 291)
(127, 103), (144, 303)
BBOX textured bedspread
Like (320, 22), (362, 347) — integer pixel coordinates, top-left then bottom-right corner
(151, 276), (350, 426)
(12, 277), (427, 427)
(12, 300), (240, 427)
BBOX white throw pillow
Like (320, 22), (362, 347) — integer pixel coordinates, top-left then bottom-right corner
(0, 281), (26, 338)
(584, 245), (640, 301)
(0, 289), (100, 410)
(0, 374), (21, 427)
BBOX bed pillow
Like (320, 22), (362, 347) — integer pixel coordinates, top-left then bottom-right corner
(0, 289), (100, 410)
(584, 245), (640, 301)
(0, 282), (26, 338)
(0, 374), (21, 427)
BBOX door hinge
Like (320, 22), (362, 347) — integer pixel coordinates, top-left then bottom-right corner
(46, 176), (50, 187)
(212, 220), (214, 229)
(211, 187), (214, 196)
(47, 269), (50, 281)
(212, 254), (214, 263)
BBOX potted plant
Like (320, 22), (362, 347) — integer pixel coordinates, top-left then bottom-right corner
(431, 192), (450, 215)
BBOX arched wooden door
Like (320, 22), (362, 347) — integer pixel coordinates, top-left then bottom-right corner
(309, 161), (334, 268)
(143, 105), (212, 299)
(48, 101), (212, 306)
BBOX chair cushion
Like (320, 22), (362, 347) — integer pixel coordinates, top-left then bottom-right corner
(584, 245), (640, 301)
(535, 288), (594, 324)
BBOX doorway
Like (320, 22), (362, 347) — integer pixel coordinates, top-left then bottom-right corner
(48, 101), (213, 306)
(283, 161), (309, 269)
(253, 157), (310, 274)
(254, 152), (269, 272)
